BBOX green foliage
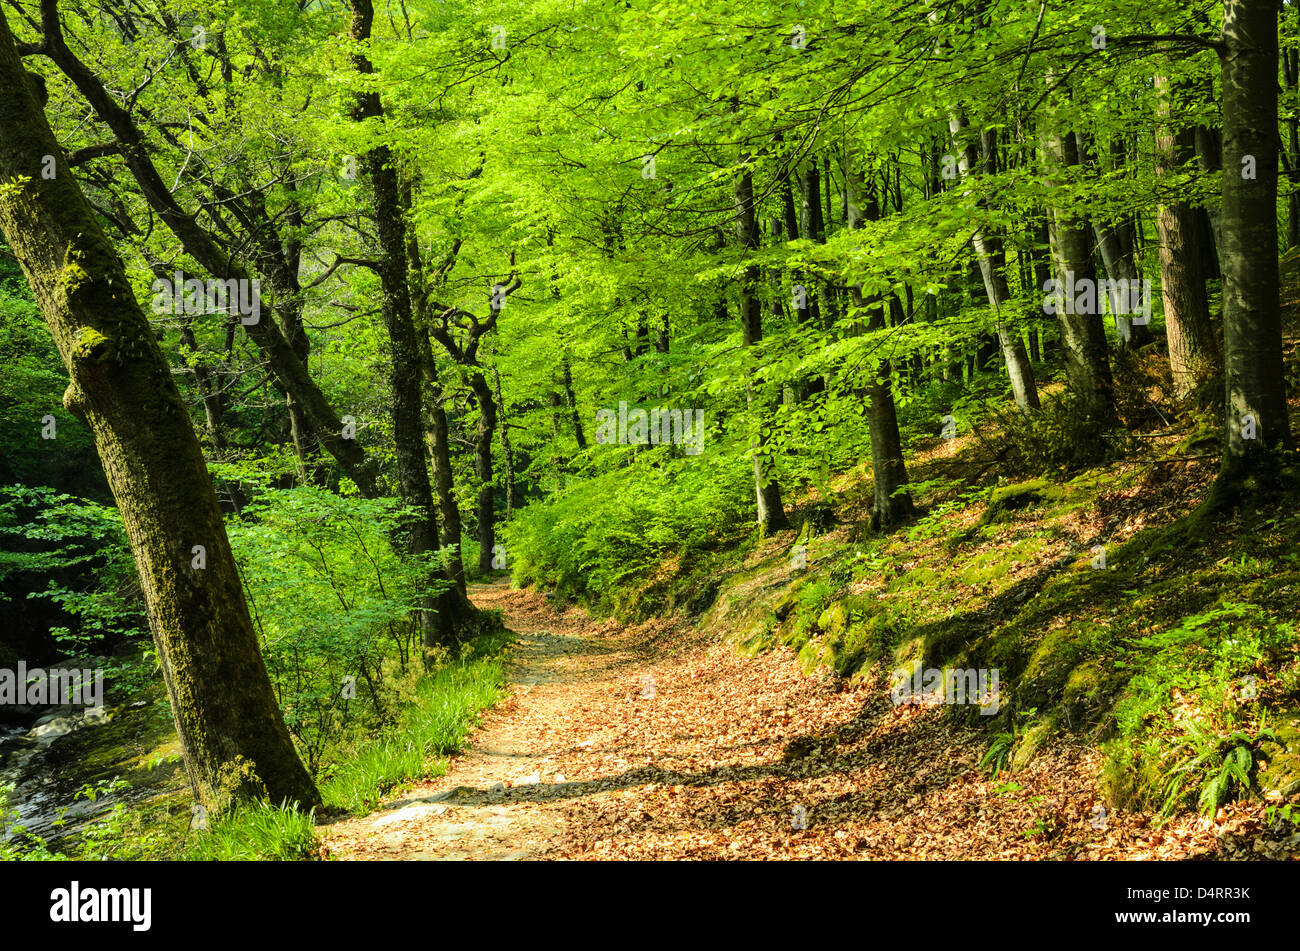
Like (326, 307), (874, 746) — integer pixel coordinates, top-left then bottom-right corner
(0, 484), (147, 654)
(1159, 721), (1277, 820)
(0, 282), (103, 497)
(0, 783), (68, 861)
(993, 393), (1137, 477)
(505, 451), (752, 612)
(68, 779), (172, 861)
(227, 485), (447, 771)
(981, 730), (1017, 779)
(981, 708), (1038, 778)
(1106, 603), (1294, 820)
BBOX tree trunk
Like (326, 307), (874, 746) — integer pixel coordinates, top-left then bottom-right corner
(1085, 134), (1154, 348)
(865, 295), (916, 530)
(1285, 10), (1300, 248)
(0, 9), (318, 814)
(468, 370), (499, 573)
(1041, 125), (1118, 427)
(398, 179), (472, 601)
(1031, 220), (1056, 358)
(1154, 71), (1221, 401)
(848, 163), (915, 529)
(1216, 0), (1292, 490)
(948, 113), (1040, 411)
(735, 166), (790, 535)
(562, 356), (587, 450)
(1091, 219), (1155, 348)
(417, 340), (469, 596)
(349, 0), (446, 652)
(492, 361), (518, 521)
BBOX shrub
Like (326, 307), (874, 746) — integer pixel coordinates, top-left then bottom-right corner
(227, 485), (446, 772)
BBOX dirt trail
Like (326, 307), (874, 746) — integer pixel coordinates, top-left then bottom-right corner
(320, 580), (658, 859)
(321, 581), (1266, 861)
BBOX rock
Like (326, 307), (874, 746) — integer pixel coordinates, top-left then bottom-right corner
(33, 706), (77, 727)
(28, 717), (81, 745)
(518, 773), (541, 785)
(372, 803), (447, 827)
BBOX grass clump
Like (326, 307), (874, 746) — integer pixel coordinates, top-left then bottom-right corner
(180, 801), (320, 861)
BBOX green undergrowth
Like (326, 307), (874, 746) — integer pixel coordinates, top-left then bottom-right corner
(178, 630), (511, 858)
(317, 629), (511, 817)
(2, 630), (512, 861)
(710, 461), (1300, 823)
(180, 801), (321, 861)
(178, 629), (511, 858)
(504, 450), (756, 619)
(500, 351), (1300, 825)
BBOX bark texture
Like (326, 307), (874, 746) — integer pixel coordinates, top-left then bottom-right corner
(0, 7), (318, 814)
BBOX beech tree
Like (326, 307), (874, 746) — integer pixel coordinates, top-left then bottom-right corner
(0, 6), (318, 815)
(1215, 0), (1293, 494)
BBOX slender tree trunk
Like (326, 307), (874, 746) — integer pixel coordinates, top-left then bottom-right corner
(1154, 71), (1221, 401)
(736, 165), (790, 534)
(492, 362), (518, 521)
(948, 113), (1040, 411)
(847, 162), (914, 529)
(0, 10), (318, 814)
(865, 295), (915, 530)
(1031, 220), (1056, 358)
(1041, 123), (1118, 427)
(1092, 220), (1155, 348)
(1083, 134), (1154, 348)
(1283, 20), (1300, 248)
(468, 370), (499, 573)
(416, 337), (469, 595)
(399, 179), (471, 600)
(177, 319), (229, 455)
(1216, 0), (1292, 491)
(562, 356), (587, 450)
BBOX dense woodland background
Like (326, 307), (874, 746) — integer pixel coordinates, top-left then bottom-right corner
(2, 0), (1300, 859)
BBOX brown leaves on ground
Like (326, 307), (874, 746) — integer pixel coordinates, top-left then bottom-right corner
(320, 580), (1278, 861)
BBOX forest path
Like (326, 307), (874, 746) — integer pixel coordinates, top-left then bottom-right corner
(319, 579), (654, 859)
(320, 580), (1235, 860)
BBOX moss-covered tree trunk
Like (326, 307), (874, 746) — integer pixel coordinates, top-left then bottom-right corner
(0, 8), (318, 815)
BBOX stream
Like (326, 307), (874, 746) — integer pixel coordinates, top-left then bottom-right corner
(0, 660), (180, 852)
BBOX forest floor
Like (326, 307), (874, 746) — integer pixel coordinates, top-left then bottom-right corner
(319, 579), (1284, 860)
